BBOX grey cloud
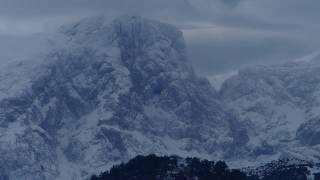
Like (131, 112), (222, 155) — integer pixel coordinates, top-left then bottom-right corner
(0, 0), (189, 18)
(219, 0), (245, 7)
(184, 27), (317, 75)
(0, 0), (319, 75)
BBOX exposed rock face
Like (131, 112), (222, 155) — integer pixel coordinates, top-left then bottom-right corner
(0, 16), (246, 179)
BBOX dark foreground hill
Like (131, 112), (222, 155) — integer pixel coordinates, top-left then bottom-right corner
(91, 155), (318, 180)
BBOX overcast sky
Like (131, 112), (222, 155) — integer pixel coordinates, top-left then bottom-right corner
(0, 0), (319, 75)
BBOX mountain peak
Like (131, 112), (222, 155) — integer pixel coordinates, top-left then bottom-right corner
(0, 16), (239, 179)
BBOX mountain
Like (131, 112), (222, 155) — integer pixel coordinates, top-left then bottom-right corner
(220, 61), (320, 164)
(2, 15), (320, 180)
(0, 16), (247, 180)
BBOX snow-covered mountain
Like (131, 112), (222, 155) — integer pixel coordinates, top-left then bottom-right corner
(2, 15), (320, 180)
(0, 16), (248, 180)
(220, 60), (320, 164)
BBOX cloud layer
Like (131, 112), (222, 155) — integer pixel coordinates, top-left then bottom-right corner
(0, 0), (319, 75)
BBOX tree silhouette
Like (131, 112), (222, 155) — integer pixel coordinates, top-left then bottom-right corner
(90, 154), (257, 180)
